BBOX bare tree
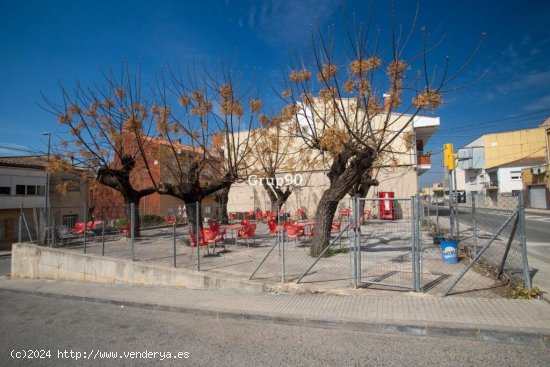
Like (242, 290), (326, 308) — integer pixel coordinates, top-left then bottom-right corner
(280, 9), (484, 255)
(249, 115), (318, 212)
(42, 69), (157, 237)
(149, 64), (260, 235)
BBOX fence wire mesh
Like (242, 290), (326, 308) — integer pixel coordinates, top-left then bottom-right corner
(13, 187), (532, 297)
(420, 191), (531, 296)
(353, 197), (419, 290)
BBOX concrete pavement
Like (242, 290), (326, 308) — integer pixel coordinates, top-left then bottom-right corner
(1, 277), (549, 347)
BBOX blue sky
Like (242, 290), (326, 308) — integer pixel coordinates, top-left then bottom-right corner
(1, 0), (549, 187)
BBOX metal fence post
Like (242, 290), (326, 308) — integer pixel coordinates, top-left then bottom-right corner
(518, 192), (532, 289)
(426, 197), (430, 223)
(196, 202), (200, 271)
(83, 203), (87, 253)
(453, 168), (460, 240)
(350, 198), (356, 288)
(18, 208), (22, 243)
(130, 203), (135, 261)
(416, 193), (422, 292)
(101, 220), (105, 256)
(472, 193), (477, 256)
(435, 199), (439, 233)
(351, 196), (361, 288)
(411, 196), (417, 291)
(355, 196), (361, 285)
(173, 221), (177, 268)
(279, 204), (285, 283)
(52, 217), (56, 247)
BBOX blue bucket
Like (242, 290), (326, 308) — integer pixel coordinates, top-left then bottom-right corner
(440, 239), (458, 264)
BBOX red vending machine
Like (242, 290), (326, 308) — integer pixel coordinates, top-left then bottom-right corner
(378, 192), (395, 220)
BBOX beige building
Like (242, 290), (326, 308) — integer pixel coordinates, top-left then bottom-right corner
(227, 102), (439, 218)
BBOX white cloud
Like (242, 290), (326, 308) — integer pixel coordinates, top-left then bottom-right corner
(245, 0), (341, 45)
(523, 94), (550, 112)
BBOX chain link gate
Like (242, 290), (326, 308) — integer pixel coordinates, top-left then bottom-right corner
(351, 196), (422, 291)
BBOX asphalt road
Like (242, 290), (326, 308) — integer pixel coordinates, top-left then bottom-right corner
(425, 205), (550, 244)
(0, 291), (548, 367)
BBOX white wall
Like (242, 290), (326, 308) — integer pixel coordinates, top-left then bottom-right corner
(498, 167), (526, 193)
(0, 166), (46, 209)
(228, 166), (419, 217)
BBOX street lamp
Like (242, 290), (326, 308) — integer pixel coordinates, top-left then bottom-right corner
(43, 132), (51, 246)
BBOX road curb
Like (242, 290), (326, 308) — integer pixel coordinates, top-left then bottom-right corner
(1, 286), (548, 347)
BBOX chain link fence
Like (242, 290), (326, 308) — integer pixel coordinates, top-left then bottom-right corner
(421, 191), (531, 296)
(14, 190), (532, 297)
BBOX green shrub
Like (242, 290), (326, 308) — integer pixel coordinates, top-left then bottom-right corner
(116, 218), (127, 228)
(140, 214), (166, 227)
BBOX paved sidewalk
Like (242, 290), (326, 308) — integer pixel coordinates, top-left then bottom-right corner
(1, 277), (549, 346)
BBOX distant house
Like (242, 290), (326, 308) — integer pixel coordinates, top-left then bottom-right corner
(0, 155), (87, 249)
(455, 123), (548, 207)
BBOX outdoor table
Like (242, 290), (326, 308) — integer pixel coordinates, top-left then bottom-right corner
(293, 220), (316, 236)
(221, 224), (244, 246)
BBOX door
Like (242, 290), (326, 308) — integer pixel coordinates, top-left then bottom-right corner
(529, 186), (547, 209)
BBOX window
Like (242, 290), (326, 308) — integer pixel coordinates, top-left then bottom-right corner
(63, 215), (78, 228)
(37, 186), (45, 195)
(16, 185), (25, 195)
(468, 172), (477, 184)
(0, 187), (10, 195)
(510, 171), (521, 181)
(26, 185), (36, 195)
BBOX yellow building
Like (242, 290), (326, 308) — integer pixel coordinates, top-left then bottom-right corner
(456, 121), (548, 208)
(483, 127), (546, 168)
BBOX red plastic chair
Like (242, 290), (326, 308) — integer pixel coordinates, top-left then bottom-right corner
(285, 224), (305, 244)
(246, 210), (255, 219)
(188, 230), (206, 247)
(265, 210), (271, 220)
(189, 230), (211, 256)
(72, 222), (85, 234)
(308, 225), (316, 237)
(339, 208), (351, 220)
(166, 215), (177, 225)
(209, 220), (226, 235)
(331, 221), (342, 233)
(241, 219), (251, 226)
(203, 227), (225, 253)
(229, 213), (238, 223)
(268, 220), (278, 236)
(255, 210), (264, 221)
(237, 224), (256, 247)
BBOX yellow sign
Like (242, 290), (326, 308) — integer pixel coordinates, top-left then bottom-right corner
(443, 143), (456, 170)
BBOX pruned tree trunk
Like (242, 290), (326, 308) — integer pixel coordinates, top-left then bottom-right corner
(96, 156), (155, 238)
(261, 179), (292, 214)
(310, 150), (374, 257)
(124, 196), (142, 238)
(185, 200), (203, 236)
(349, 170), (379, 218)
(213, 186), (230, 224)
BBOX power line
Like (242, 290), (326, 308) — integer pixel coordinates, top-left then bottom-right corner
(435, 108), (549, 133)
